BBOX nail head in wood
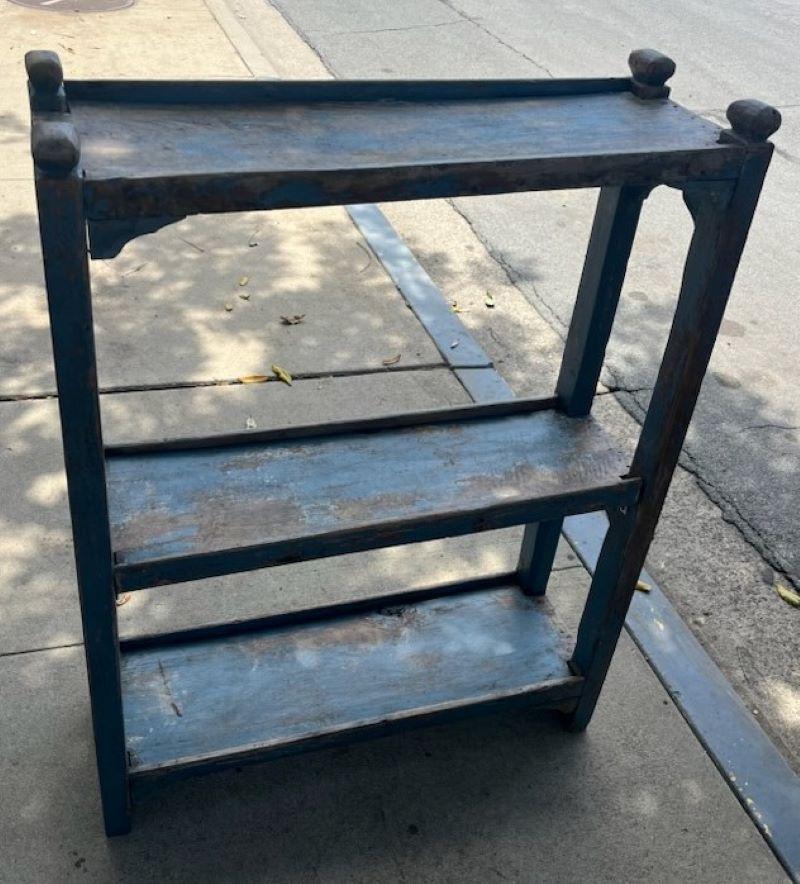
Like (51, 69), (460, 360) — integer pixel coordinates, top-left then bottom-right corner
(725, 99), (782, 142)
(31, 121), (80, 176)
(628, 49), (676, 99)
(25, 50), (64, 94)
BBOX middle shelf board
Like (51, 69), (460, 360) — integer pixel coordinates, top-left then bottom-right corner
(106, 400), (639, 591)
(121, 582), (581, 786)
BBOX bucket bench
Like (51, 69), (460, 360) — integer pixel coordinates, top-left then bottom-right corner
(25, 48), (780, 835)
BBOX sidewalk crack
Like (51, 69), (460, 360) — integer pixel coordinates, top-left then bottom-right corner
(436, 0), (555, 77)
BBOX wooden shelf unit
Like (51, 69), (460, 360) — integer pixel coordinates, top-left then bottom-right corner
(26, 47), (780, 835)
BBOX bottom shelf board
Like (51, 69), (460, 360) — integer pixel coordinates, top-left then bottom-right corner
(121, 583), (581, 781)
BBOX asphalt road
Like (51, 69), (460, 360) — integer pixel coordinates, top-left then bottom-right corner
(270, 0), (800, 588)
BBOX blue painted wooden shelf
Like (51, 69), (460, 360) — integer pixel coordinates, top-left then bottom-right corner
(105, 400), (638, 591)
(28, 46), (780, 834)
(121, 583), (581, 788)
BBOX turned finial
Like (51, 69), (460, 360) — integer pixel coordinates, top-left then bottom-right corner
(724, 99), (782, 143)
(31, 121), (80, 176)
(25, 50), (67, 112)
(25, 50), (63, 93)
(628, 48), (676, 99)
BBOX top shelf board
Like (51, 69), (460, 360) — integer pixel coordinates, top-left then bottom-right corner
(54, 79), (746, 222)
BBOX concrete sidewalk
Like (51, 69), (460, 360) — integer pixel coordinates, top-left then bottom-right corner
(0, 0), (789, 880)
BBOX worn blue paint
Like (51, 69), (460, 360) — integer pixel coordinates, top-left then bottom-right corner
(107, 408), (631, 571)
(32, 52), (781, 840)
(72, 92), (726, 181)
(556, 185), (650, 416)
(34, 170), (131, 836)
(121, 585), (577, 774)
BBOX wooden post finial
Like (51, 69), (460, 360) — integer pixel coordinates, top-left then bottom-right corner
(25, 50), (63, 94)
(628, 49), (676, 99)
(724, 99), (782, 143)
(31, 121), (80, 176)
(25, 50), (67, 112)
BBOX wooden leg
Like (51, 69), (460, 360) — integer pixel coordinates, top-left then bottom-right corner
(35, 170), (131, 835)
(567, 155), (772, 731)
(555, 184), (651, 416)
(517, 518), (562, 595)
(517, 185), (649, 594)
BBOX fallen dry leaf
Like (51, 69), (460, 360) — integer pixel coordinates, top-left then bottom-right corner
(450, 340), (460, 349)
(238, 374), (270, 384)
(238, 292), (251, 301)
(450, 300), (463, 313)
(382, 354), (402, 366)
(238, 276), (249, 287)
(775, 581), (800, 608)
(224, 302), (234, 312)
(635, 580), (652, 593)
(485, 292), (495, 308)
(116, 593), (132, 607)
(245, 415), (257, 429)
(280, 314), (306, 325)
(272, 364), (293, 386)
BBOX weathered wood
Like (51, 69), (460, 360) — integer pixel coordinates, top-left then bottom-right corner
(61, 85), (744, 223)
(25, 49), (66, 112)
(723, 99), (782, 144)
(517, 520), (563, 595)
(520, 185), (649, 595)
(568, 150), (775, 731)
(556, 185), (651, 416)
(70, 91), (723, 180)
(30, 121), (80, 176)
(83, 148), (745, 225)
(105, 394), (558, 455)
(120, 572), (516, 652)
(628, 48), (676, 99)
(34, 170), (130, 835)
(28, 49), (781, 831)
(65, 76), (632, 104)
(121, 585), (580, 777)
(108, 408), (639, 590)
(88, 215), (185, 259)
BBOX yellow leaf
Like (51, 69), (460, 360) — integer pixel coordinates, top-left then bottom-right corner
(382, 354), (402, 366)
(635, 580), (651, 593)
(238, 374), (270, 384)
(238, 276), (249, 286)
(272, 364), (293, 386)
(775, 581), (800, 608)
(451, 300), (462, 313)
(224, 302), (234, 312)
(485, 292), (495, 308)
(116, 593), (132, 607)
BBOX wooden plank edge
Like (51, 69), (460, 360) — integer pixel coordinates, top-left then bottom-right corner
(104, 394), (558, 455)
(127, 675), (584, 793)
(65, 77), (632, 104)
(119, 571), (520, 652)
(113, 479), (641, 591)
(81, 147), (748, 224)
